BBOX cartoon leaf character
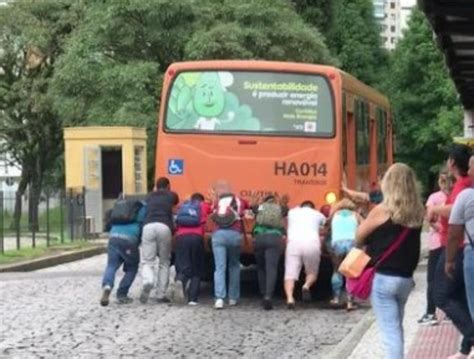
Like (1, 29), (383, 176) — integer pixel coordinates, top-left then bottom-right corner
(193, 73), (226, 118)
(168, 76), (193, 114)
(182, 72), (200, 87)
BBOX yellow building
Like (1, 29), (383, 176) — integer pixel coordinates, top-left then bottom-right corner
(64, 127), (148, 233)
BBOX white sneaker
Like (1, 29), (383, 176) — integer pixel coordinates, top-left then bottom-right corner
(447, 353), (467, 359)
(229, 299), (238, 306)
(188, 301), (198, 306)
(214, 299), (224, 309)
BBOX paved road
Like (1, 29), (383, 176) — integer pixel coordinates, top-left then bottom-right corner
(0, 255), (366, 358)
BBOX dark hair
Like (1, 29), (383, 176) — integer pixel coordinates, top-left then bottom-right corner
(301, 200), (315, 209)
(263, 195), (276, 202)
(449, 144), (472, 176)
(156, 177), (170, 190)
(191, 192), (205, 202)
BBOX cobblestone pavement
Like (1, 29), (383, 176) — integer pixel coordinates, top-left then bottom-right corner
(0, 255), (367, 358)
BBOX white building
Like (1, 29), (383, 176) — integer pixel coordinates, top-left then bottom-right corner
(374, 0), (416, 51)
(0, 147), (21, 193)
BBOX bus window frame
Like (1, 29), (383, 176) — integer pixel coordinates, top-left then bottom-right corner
(355, 99), (370, 165)
(161, 69), (337, 139)
(342, 92), (348, 167)
(376, 108), (388, 165)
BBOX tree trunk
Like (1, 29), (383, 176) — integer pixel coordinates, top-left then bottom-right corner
(10, 175), (29, 231)
(28, 170), (43, 232)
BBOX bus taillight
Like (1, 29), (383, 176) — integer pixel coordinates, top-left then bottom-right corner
(325, 191), (337, 204)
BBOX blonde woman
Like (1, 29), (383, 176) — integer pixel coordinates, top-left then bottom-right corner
(329, 198), (362, 310)
(356, 163), (424, 359)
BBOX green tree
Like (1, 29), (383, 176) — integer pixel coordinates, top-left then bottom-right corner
(0, 0), (85, 229)
(51, 0), (335, 185)
(185, 0), (335, 64)
(291, 0), (341, 39)
(328, 0), (388, 86)
(386, 9), (463, 189)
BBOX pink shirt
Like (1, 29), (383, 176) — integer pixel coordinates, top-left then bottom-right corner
(426, 190), (447, 250)
(440, 176), (472, 247)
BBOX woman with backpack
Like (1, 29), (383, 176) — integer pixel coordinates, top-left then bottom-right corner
(328, 198), (362, 311)
(169, 193), (211, 305)
(210, 180), (248, 310)
(252, 195), (288, 310)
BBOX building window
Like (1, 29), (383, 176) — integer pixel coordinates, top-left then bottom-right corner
(391, 37), (397, 44)
(391, 2), (395, 9)
(391, 14), (396, 21)
(0, 152), (6, 174)
(390, 25), (396, 33)
(134, 146), (144, 193)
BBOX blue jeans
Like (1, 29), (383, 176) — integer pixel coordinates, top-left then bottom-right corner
(212, 229), (242, 301)
(331, 239), (354, 256)
(464, 245), (474, 320)
(102, 237), (139, 297)
(371, 273), (414, 359)
(331, 240), (354, 298)
(434, 248), (473, 354)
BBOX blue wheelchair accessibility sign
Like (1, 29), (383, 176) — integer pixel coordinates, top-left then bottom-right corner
(168, 159), (184, 175)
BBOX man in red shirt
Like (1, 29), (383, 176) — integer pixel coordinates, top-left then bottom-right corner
(168, 193), (212, 305)
(428, 144), (473, 359)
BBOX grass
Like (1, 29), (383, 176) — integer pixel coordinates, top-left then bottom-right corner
(1, 206), (65, 235)
(0, 239), (95, 265)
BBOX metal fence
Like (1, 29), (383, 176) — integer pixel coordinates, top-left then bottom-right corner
(0, 187), (88, 254)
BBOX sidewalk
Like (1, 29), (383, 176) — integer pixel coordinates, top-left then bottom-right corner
(348, 260), (462, 359)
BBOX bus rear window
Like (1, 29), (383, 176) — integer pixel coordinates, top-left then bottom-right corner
(165, 70), (334, 137)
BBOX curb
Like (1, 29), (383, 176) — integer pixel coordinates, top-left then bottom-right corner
(0, 245), (106, 272)
(325, 310), (375, 359)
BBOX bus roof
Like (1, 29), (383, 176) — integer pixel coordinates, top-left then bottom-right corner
(339, 70), (390, 109)
(167, 60), (390, 109)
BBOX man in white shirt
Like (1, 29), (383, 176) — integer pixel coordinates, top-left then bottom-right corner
(284, 200), (326, 308)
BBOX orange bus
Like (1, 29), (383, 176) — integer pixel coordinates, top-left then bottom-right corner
(155, 60), (392, 257)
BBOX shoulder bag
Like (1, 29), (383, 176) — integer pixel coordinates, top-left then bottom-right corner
(345, 228), (410, 300)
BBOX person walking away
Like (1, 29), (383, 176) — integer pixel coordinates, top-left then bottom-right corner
(329, 198), (362, 311)
(446, 154), (474, 359)
(140, 177), (179, 304)
(418, 169), (450, 325)
(284, 200), (326, 309)
(170, 193), (211, 305)
(210, 180), (248, 309)
(356, 163), (424, 359)
(428, 144), (473, 359)
(100, 199), (146, 306)
(252, 195), (286, 310)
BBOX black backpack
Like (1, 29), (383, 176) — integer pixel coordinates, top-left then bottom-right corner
(109, 199), (143, 225)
